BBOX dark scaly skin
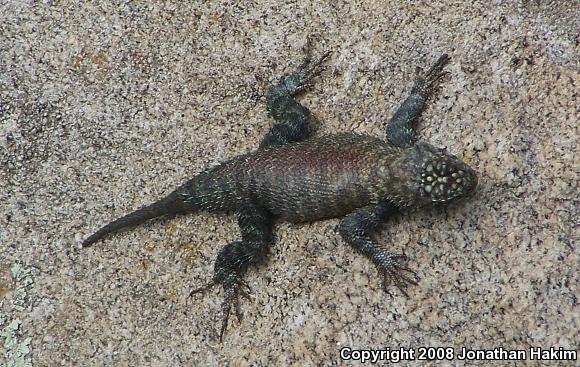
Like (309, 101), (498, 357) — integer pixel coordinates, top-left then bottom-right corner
(83, 49), (478, 341)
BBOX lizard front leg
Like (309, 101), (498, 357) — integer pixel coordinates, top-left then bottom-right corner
(385, 54), (450, 148)
(260, 42), (331, 149)
(191, 202), (274, 341)
(338, 202), (419, 296)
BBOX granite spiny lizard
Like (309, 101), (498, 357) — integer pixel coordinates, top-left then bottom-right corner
(83, 47), (478, 341)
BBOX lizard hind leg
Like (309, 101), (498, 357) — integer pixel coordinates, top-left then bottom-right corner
(260, 41), (331, 149)
(190, 203), (274, 341)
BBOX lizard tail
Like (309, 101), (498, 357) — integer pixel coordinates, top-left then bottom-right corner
(82, 192), (192, 247)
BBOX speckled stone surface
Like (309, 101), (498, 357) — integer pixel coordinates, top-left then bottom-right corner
(1, 1), (577, 366)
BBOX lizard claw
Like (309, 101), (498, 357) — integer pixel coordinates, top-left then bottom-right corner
(299, 36), (332, 79)
(279, 48), (331, 96)
(267, 40), (331, 103)
(411, 53), (450, 98)
(299, 49), (332, 86)
(189, 280), (217, 297)
(219, 280), (252, 342)
(188, 277), (253, 342)
(377, 253), (420, 297)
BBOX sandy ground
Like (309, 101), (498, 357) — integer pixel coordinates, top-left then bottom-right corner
(1, 1), (578, 366)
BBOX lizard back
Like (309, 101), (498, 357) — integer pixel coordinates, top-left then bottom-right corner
(202, 133), (402, 222)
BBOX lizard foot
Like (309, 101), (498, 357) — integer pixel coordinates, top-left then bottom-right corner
(190, 278), (252, 342)
(411, 53), (450, 98)
(375, 253), (420, 297)
(296, 37), (332, 91)
(218, 280), (251, 342)
(276, 45), (331, 96)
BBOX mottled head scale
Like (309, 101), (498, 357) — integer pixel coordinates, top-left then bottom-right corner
(406, 142), (478, 205)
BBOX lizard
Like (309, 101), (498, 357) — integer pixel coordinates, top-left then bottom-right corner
(82, 46), (478, 341)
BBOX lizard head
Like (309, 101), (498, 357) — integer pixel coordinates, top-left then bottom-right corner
(403, 142), (478, 206)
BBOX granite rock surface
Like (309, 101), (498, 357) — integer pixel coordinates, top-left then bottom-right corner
(1, 1), (577, 366)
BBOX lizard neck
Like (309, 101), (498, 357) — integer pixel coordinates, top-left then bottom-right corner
(369, 148), (422, 208)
